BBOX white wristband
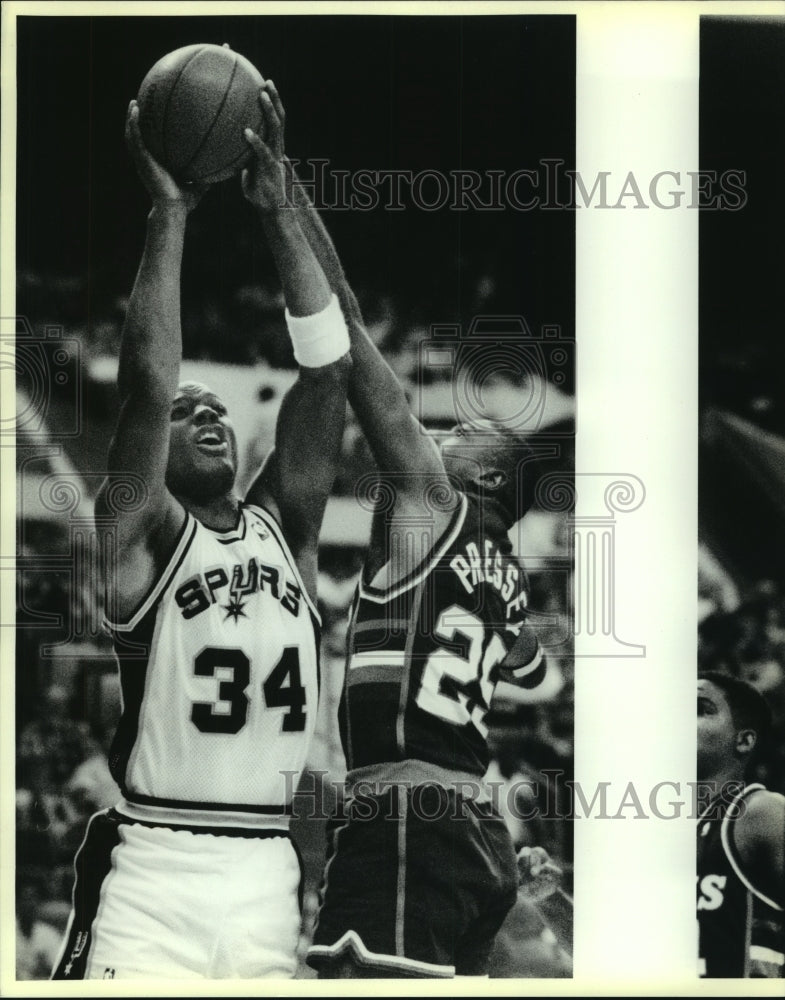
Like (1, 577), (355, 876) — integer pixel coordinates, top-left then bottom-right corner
(285, 293), (350, 368)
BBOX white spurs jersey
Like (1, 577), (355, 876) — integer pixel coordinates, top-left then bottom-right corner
(104, 503), (320, 831)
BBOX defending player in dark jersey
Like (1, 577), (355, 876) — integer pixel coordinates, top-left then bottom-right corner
(697, 672), (784, 978)
(339, 473), (542, 779)
(246, 83), (550, 977)
(51, 90), (351, 979)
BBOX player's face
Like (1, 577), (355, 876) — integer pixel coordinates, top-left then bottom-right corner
(166, 383), (238, 498)
(439, 422), (496, 485)
(697, 679), (738, 780)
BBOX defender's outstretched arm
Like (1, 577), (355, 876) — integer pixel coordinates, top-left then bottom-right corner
(243, 89), (351, 602)
(262, 82), (449, 499)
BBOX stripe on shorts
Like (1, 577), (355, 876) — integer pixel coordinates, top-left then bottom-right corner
(307, 930), (454, 978)
(396, 786), (407, 957)
(51, 811), (120, 980)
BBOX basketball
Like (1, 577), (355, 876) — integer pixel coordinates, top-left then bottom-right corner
(137, 43), (265, 184)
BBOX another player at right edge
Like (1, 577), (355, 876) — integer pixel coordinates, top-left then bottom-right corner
(697, 672), (784, 978)
(255, 84), (552, 978)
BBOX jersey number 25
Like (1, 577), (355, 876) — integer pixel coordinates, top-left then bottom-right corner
(416, 605), (506, 737)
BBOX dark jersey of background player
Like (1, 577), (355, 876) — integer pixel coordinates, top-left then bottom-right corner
(255, 81), (547, 977)
(697, 673), (785, 978)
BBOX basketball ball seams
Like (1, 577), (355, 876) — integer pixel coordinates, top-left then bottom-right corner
(192, 141), (260, 185)
(180, 54), (240, 179)
(161, 45), (207, 172)
(137, 44), (265, 183)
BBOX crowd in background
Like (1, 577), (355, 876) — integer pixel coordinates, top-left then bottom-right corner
(14, 274), (575, 979)
(699, 327), (785, 797)
(16, 263), (785, 978)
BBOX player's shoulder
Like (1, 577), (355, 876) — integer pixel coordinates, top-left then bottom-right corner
(431, 489), (505, 576)
(739, 786), (785, 832)
(238, 501), (291, 556)
(241, 500), (283, 533)
(733, 785), (785, 877)
(455, 490), (509, 544)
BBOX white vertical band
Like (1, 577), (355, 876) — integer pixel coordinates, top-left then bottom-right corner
(285, 292), (350, 368)
(575, 6), (698, 984)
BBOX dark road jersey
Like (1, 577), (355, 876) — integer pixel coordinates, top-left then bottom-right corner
(339, 492), (543, 778)
(697, 783), (784, 978)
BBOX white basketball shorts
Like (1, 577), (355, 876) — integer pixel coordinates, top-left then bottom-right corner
(51, 809), (303, 979)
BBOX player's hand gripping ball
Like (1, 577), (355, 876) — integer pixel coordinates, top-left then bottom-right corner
(137, 43), (265, 184)
(517, 845), (562, 902)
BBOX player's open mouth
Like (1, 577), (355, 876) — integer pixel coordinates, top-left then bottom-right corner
(195, 430), (228, 454)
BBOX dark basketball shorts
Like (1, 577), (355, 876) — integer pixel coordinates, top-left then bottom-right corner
(307, 783), (518, 977)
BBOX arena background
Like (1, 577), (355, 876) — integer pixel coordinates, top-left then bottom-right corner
(698, 17), (785, 800)
(13, 13), (576, 980)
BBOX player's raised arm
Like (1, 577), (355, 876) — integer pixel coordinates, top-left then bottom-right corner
(242, 91), (351, 602)
(96, 101), (207, 621)
(261, 83), (451, 507)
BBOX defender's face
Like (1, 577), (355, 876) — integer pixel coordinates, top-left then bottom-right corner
(439, 422), (494, 483)
(166, 383), (238, 496)
(697, 679), (738, 780)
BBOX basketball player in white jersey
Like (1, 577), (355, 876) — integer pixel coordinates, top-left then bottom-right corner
(51, 91), (351, 980)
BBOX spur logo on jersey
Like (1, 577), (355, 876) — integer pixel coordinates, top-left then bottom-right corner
(449, 538), (527, 613)
(174, 557), (302, 622)
(697, 873), (727, 910)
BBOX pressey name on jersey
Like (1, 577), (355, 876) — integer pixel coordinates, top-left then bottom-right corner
(449, 537), (528, 623)
(340, 493), (540, 778)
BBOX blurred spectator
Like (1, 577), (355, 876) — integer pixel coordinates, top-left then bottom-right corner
(489, 895), (572, 979)
(698, 542), (740, 622)
(16, 869), (62, 980)
(485, 732), (540, 850)
(16, 789), (56, 874)
(18, 683), (101, 793)
(66, 745), (121, 815)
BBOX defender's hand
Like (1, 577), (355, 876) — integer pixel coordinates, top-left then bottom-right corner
(241, 81), (288, 213)
(517, 845), (563, 902)
(125, 100), (208, 212)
